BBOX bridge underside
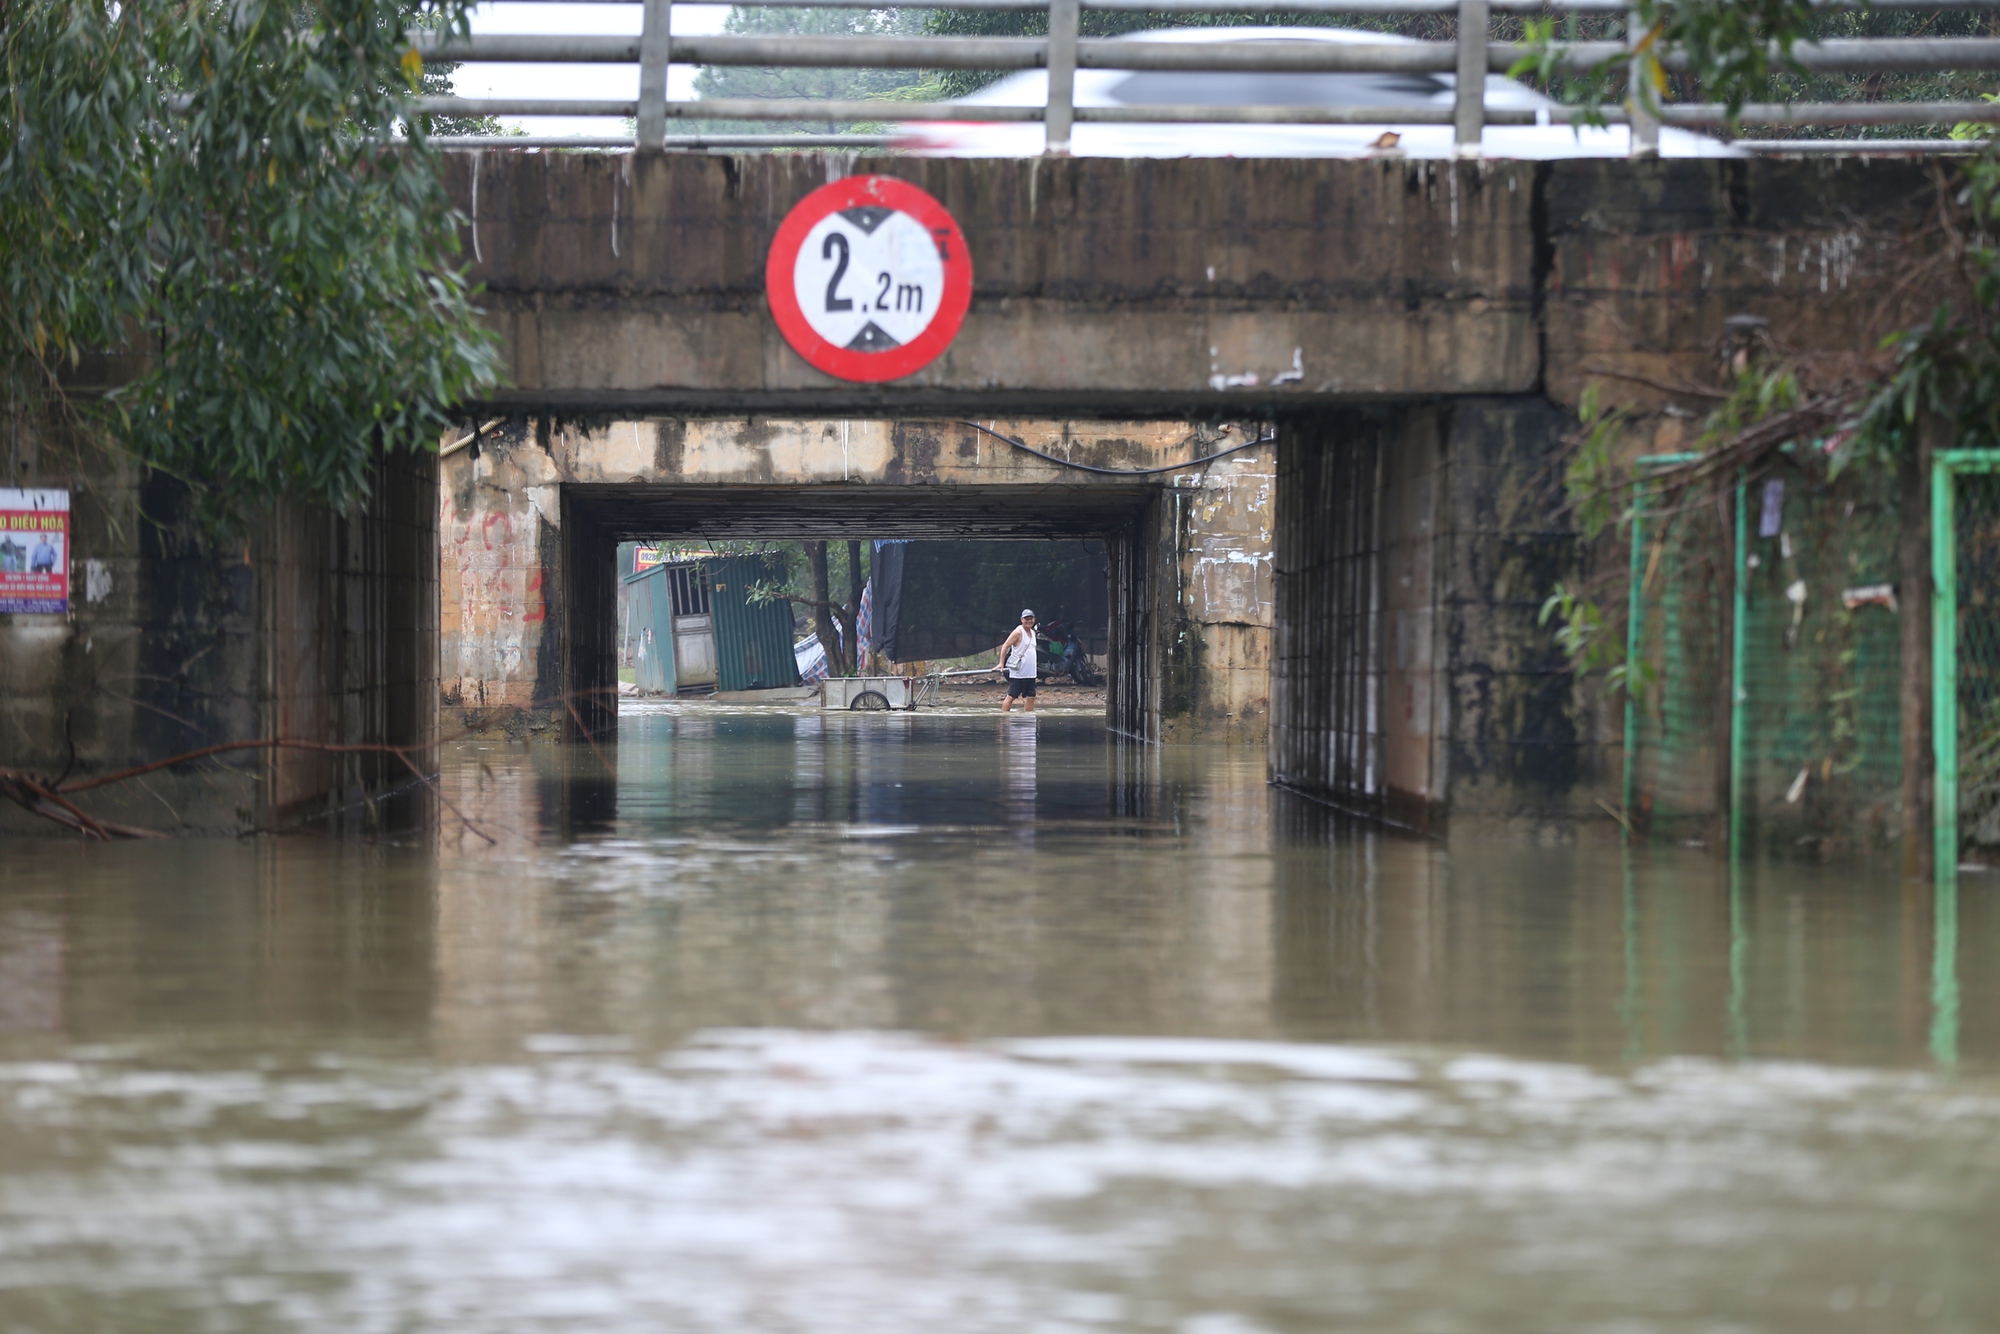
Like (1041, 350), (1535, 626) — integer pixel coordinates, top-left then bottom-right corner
(446, 397), (1592, 835)
(559, 483), (1162, 741)
(564, 482), (1154, 541)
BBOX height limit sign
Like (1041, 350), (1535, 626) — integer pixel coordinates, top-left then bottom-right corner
(765, 176), (971, 383)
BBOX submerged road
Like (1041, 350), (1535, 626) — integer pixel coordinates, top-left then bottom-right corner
(1, 707), (1997, 1330)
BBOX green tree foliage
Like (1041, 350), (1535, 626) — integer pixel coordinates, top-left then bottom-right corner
(696, 6), (929, 104)
(1, 0), (501, 524)
(1844, 151), (2000, 470)
(405, 8), (513, 137)
(689, 6), (932, 134)
(1514, 1), (2000, 136)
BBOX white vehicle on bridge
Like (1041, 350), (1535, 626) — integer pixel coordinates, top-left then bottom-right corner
(895, 26), (1737, 159)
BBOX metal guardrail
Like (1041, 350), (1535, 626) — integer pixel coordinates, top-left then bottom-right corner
(411, 0), (2000, 154)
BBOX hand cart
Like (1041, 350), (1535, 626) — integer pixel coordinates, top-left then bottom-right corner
(820, 668), (997, 711)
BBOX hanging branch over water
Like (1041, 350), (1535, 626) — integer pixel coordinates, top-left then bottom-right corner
(1, 739), (497, 843)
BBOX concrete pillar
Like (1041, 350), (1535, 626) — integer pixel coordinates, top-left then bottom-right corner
(1157, 437), (1275, 743)
(1271, 410), (1388, 816)
(439, 420), (563, 729)
(1269, 398), (1618, 839)
(559, 486), (615, 744)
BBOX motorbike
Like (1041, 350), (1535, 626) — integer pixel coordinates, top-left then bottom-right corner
(1035, 620), (1102, 686)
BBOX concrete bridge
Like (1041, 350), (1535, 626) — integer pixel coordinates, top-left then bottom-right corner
(2, 151), (1929, 838)
(444, 151), (1922, 832)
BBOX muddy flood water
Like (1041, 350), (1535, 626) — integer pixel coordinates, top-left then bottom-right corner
(3, 703), (1999, 1332)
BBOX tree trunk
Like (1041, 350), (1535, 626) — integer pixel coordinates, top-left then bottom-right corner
(808, 541), (847, 677)
(834, 539), (864, 675)
(808, 540), (848, 672)
(1901, 415), (1940, 879)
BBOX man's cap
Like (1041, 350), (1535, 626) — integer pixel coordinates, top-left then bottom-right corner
(1021, 608), (1035, 618)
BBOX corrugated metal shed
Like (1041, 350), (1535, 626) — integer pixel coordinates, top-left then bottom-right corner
(707, 554), (803, 693)
(621, 566), (678, 695)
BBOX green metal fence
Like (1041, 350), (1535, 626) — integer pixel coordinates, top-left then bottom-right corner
(1627, 454), (1906, 853)
(1625, 449), (1971, 1065)
(1623, 454), (1717, 838)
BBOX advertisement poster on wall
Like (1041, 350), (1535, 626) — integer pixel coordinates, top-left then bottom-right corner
(0, 489), (70, 614)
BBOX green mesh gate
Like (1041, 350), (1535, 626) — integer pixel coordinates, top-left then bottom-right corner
(1627, 455), (1905, 851)
(1623, 455), (1725, 839)
(1933, 451), (2000, 871)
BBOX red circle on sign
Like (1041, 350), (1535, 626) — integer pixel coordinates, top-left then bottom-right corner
(765, 175), (972, 383)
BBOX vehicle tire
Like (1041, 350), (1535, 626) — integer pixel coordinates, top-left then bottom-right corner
(849, 690), (892, 711)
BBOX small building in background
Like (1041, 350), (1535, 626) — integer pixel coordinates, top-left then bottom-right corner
(624, 553), (799, 696)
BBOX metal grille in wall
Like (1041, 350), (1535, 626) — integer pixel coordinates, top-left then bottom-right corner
(1271, 414), (1385, 808)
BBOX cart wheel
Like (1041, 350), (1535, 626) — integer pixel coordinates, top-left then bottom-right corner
(849, 690), (892, 712)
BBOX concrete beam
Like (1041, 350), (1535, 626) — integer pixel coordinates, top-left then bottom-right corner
(444, 153), (1542, 415)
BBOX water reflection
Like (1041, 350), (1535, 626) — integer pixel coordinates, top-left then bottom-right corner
(1935, 875), (1961, 1067)
(0, 708), (1995, 1331)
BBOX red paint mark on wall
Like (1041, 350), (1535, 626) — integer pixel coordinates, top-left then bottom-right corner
(524, 568), (546, 622)
(482, 511), (514, 550)
(1663, 233), (1698, 289)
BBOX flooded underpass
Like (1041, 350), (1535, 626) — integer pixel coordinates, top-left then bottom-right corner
(3, 705), (1999, 1333)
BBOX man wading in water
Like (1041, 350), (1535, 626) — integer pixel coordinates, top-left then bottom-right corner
(996, 609), (1039, 714)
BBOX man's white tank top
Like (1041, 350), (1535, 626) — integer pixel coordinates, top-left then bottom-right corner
(1008, 631), (1037, 678)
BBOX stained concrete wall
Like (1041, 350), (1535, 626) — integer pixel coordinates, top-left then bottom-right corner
(1381, 408), (1449, 827)
(440, 418), (1273, 741)
(1273, 398), (1617, 840)
(1, 421), (438, 836)
(444, 154), (1538, 418)
(1541, 159), (1936, 414)
(1160, 436), (1276, 742)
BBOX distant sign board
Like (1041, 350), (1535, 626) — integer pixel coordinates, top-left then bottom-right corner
(765, 175), (972, 383)
(634, 545), (666, 573)
(0, 489), (68, 614)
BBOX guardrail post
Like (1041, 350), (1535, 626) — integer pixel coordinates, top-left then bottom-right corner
(1628, 6), (1659, 157)
(1454, 0), (1488, 155)
(637, 0), (672, 150)
(1045, 0), (1079, 156)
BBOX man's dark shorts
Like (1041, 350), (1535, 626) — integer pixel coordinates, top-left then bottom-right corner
(1007, 676), (1037, 699)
